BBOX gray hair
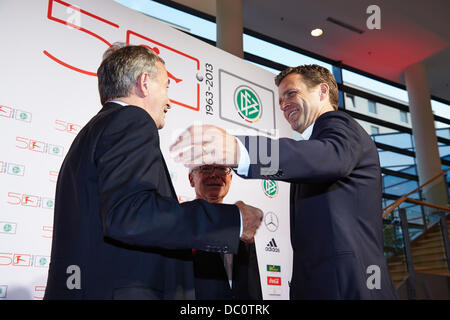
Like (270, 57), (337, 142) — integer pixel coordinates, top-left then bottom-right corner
(97, 43), (165, 105)
(101, 41), (128, 61)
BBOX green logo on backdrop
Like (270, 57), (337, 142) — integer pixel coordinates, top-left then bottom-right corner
(262, 180), (278, 198)
(267, 265), (281, 272)
(3, 224), (12, 232)
(234, 86), (261, 123)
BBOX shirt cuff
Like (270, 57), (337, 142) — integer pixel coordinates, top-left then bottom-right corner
(239, 209), (243, 237)
(235, 137), (250, 177)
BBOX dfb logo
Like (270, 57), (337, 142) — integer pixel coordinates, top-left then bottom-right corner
(0, 285), (7, 298)
(0, 161), (25, 176)
(0, 222), (17, 234)
(0, 105), (32, 123)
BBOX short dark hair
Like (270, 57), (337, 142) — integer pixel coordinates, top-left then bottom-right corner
(97, 45), (165, 105)
(275, 64), (339, 110)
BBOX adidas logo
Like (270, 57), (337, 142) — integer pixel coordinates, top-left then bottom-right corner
(265, 238), (280, 253)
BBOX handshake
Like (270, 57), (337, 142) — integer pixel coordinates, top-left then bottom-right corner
(235, 200), (263, 244)
(169, 124), (264, 244)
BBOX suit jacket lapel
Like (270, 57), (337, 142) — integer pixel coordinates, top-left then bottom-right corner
(159, 151), (177, 199)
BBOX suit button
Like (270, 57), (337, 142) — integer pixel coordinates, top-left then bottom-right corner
(223, 246), (229, 253)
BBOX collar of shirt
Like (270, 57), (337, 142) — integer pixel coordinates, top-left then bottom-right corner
(109, 100), (128, 106)
(301, 122), (315, 140)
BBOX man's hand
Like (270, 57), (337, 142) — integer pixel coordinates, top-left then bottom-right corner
(169, 125), (239, 168)
(235, 201), (263, 244)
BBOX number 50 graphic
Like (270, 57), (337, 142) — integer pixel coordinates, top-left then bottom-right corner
(43, 0), (200, 111)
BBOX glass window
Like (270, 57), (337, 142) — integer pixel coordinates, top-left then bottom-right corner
(431, 100), (450, 120)
(382, 174), (419, 198)
(436, 124), (450, 136)
(377, 148), (416, 174)
(435, 121), (450, 140)
(438, 142), (450, 159)
(354, 119), (414, 150)
(114, 0), (217, 41)
(346, 93), (412, 130)
(368, 100), (377, 114)
(345, 93), (355, 108)
(370, 126), (379, 135)
(443, 164), (450, 183)
(400, 111), (408, 123)
(343, 69), (409, 104)
(248, 61), (280, 75)
(242, 34), (332, 70)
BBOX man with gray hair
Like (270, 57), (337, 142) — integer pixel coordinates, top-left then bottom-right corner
(188, 165), (262, 300)
(44, 44), (263, 300)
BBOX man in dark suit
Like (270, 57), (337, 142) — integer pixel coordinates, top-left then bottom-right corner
(188, 165), (262, 300)
(44, 45), (263, 300)
(170, 65), (397, 299)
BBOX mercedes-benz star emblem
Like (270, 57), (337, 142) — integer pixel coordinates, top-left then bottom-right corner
(264, 212), (279, 232)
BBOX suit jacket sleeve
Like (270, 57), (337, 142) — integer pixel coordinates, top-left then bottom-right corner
(94, 106), (240, 253)
(237, 112), (363, 184)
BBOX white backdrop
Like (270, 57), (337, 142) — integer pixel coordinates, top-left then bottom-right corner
(0, 0), (293, 300)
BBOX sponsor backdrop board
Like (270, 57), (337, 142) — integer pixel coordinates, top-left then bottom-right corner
(0, 0), (293, 299)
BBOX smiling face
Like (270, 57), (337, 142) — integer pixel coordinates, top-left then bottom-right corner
(278, 71), (337, 134)
(189, 166), (233, 204)
(279, 73), (328, 134)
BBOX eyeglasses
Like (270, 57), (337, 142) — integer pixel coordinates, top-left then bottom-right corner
(193, 166), (232, 176)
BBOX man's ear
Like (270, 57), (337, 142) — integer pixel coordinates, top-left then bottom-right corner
(135, 72), (150, 98)
(188, 173), (195, 187)
(319, 83), (329, 101)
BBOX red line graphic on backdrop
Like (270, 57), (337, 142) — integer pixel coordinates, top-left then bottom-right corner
(127, 30), (200, 111)
(44, 0), (200, 111)
(43, 50), (97, 76)
(44, 0), (119, 76)
(140, 45), (183, 84)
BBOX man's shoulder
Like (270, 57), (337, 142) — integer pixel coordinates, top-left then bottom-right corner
(96, 103), (157, 135)
(315, 110), (363, 132)
(317, 110), (354, 124)
(101, 103), (151, 122)
(313, 110), (373, 141)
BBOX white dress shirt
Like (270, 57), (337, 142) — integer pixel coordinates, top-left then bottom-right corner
(236, 122), (315, 177)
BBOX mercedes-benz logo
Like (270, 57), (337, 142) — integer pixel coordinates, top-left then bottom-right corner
(264, 211), (279, 232)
